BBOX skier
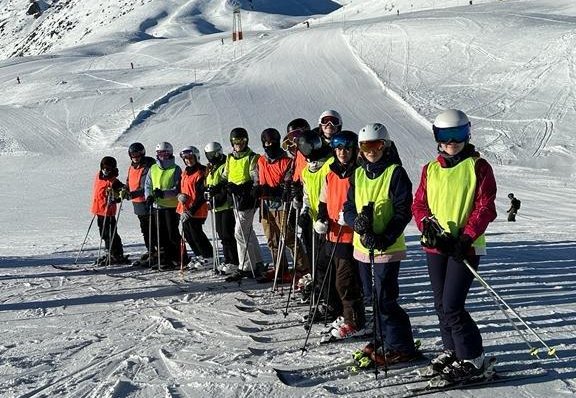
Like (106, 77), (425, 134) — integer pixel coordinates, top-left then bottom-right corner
(124, 142), (156, 264)
(222, 127), (265, 281)
(255, 128), (309, 283)
(294, 129), (334, 313)
(343, 123), (418, 365)
(412, 109), (497, 383)
(91, 156), (128, 265)
(177, 146), (213, 269)
(144, 142), (183, 269)
(507, 193), (521, 222)
(203, 142), (239, 274)
(316, 130), (368, 339)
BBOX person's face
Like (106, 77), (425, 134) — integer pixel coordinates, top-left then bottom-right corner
(231, 137), (247, 152)
(182, 154), (197, 167)
(439, 141), (465, 156)
(335, 146), (353, 164)
(359, 140), (385, 163)
(320, 115), (341, 139)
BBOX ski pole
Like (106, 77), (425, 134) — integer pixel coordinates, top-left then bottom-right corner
(179, 221), (186, 273)
(74, 215), (96, 264)
(156, 206), (161, 270)
(97, 191), (112, 265)
(107, 197), (124, 267)
(283, 208), (300, 317)
(209, 196), (220, 274)
(369, 243), (388, 379)
(272, 201), (291, 292)
(148, 203), (153, 268)
(463, 259), (558, 358)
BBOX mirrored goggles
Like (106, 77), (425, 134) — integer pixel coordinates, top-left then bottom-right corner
(359, 140), (385, 153)
(180, 151), (196, 159)
(205, 151), (220, 162)
(281, 129), (304, 151)
(231, 137), (248, 145)
(433, 124), (470, 143)
(330, 135), (355, 150)
(320, 116), (341, 127)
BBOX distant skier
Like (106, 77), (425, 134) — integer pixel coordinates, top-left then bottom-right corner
(91, 156), (127, 265)
(507, 193), (521, 222)
(125, 143), (156, 264)
(412, 109), (497, 384)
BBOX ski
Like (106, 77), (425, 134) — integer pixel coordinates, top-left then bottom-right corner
(275, 359), (427, 388)
(400, 369), (548, 397)
(235, 305), (277, 315)
(51, 263), (99, 272)
(248, 317), (299, 326)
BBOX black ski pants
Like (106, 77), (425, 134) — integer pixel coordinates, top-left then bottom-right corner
(215, 209), (239, 265)
(97, 215), (123, 257)
(358, 260), (416, 354)
(426, 252), (483, 360)
(182, 217), (213, 259)
(137, 213), (156, 252)
(152, 208), (182, 264)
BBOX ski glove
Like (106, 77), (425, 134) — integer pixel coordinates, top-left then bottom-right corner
(145, 196), (155, 207)
(153, 188), (164, 199)
(313, 220), (329, 234)
(180, 210), (192, 224)
(298, 210), (311, 229)
(353, 212), (371, 235)
(360, 233), (392, 251)
(120, 187), (130, 201)
(177, 193), (189, 204)
(452, 234), (473, 262)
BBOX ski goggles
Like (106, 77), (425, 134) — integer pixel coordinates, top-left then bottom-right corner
(281, 129), (304, 152)
(180, 151), (196, 159)
(359, 140), (385, 153)
(330, 135), (356, 150)
(205, 151), (220, 162)
(231, 137), (248, 145)
(433, 124), (470, 143)
(320, 116), (341, 127)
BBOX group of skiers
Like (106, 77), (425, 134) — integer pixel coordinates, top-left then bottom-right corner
(90, 107), (498, 385)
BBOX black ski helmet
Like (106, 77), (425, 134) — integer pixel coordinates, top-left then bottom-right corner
(287, 118), (310, 133)
(230, 127), (249, 143)
(128, 142), (145, 157)
(297, 130), (325, 160)
(261, 128), (281, 145)
(100, 156), (117, 169)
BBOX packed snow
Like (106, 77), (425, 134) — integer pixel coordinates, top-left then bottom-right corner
(0, 0), (575, 397)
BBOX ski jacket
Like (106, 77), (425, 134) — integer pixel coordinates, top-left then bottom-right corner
(144, 157), (181, 209)
(177, 163), (208, 219)
(412, 144), (497, 256)
(223, 148), (259, 211)
(205, 159), (231, 212)
(91, 172), (124, 217)
(126, 156), (155, 203)
(343, 147), (412, 264)
(318, 160), (356, 244)
(258, 153), (292, 209)
(292, 151), (307, 182)
(301, 156), (334, 221)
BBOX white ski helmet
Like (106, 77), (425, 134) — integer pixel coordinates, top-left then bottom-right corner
(432, 109), (471, 143)
(155, 141), (173, 155)
(204, 141), (223, 162)
(358, 123), (390, 143)
(180, 146), (200, 161)
(318, 110), (342, 126)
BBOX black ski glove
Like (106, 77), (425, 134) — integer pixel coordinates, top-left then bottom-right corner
(153, 188), (164, 199)
(452, 235), (473, 262)
(353, 212), (371, 235)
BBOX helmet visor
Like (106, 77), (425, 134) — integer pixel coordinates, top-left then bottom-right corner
(320, 115), (341, 127)
(433, 124), (470, 143)
(205, 151), (220, 162)
(281, 129), (304, 152)
(330, 134), (355, 149)
(231, 137), (248, 145)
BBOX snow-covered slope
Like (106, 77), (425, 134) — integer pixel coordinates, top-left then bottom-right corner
(0, 0), (575, 397)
